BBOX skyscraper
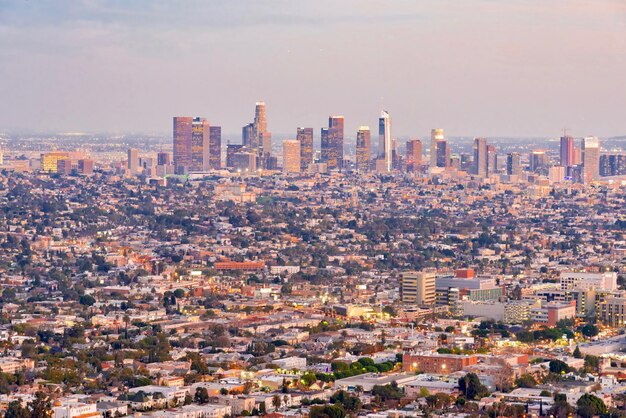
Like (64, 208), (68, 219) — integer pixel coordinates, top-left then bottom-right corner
(529, 150), (548, 172)
(173, 116), (193, 173)
(283, 139), (301, 174)
(242, 123), (254, 147)
(157, 152), (171, 166)
(582, 136), (600, 183)
(430, 129), (444, 168)
(209, 126), (222, 170)
(560, 135), (575, 167)
(436, 140), (450, 168)
(487, 145), (497, 175)
(378, 110), (392, 172)
(473, 137), (488, 177)
(322, 116), (344, 170)
(506, 152), (521, 176)
(297, 127), (314, 172)
(405, 139), (422, 172)
(127, 148), (139, 173)
(242, 102), (272, 168)
(191, 117), (210, 172)
(356, 126), (371, 173)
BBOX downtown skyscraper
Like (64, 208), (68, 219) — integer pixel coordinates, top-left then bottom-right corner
(430, 128), (444, 168)
(297, 127), (314, 172)
(582, 136), (600, 183)
(356, 126), (371, 173)
(242, 101), (272, 168)
(209, 126), (222, 170)
(378, 110), (392, 172)
(173, 116), (211, 173)
(473, 137), (488, 177)
(560, 135), (575, 167)
(321, 116), (344, 170)
(405, 139), (422, 172)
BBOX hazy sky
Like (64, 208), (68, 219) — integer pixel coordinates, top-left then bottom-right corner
(1, 0), (625, 138)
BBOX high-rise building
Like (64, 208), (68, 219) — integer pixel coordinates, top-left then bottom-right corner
(78, 159), (93, 175)
(549, 166), (565, 183)
(406, 139), (422, 172)
(582, 136), (600, 183)
(506, 152), (521, 176)
(282, 139), (301, 174)
(157, 152), (171, 166)
(473, 137), (488, 177)
(173, 116), (193, 173)
(242, 102), (272, 168)
(127, 148), (139, 173)
(560, 136), (575, 167)
(600, 153), (626, 177)
(226, 144), (244, 168)
(430, 129), (444, 168)
(378, 110), (392, 172)
(400, 271), (436, 306)
(191, 117), (210, 172)
(322, 116), (344, 170)
(297, 127), (314, 172)
(41, 151), (70, 173)
(529, 150), (549, 172)
(242, 123), (254, 147)
(487, 145), (497, 175)
(209, 126), (222, 170)
(436, 140), (450, 168)
(356, 126), (371, 173)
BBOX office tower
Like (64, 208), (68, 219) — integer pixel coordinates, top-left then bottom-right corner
(473, 137), (488, 177)
(78, 159), (93, 175)
(529, 150), (548, 172)
(321, 116), (344, 170)
(356, 126), (371, 173)
(157, 152), (171, 166)
(232, 151), (257, 172)
(242, 123), (254, 147)
(378, 110), (392, 172)
(506, 152), (521, 176)
(487, 145), (497, 175)
(430, 129), (444, 168)
(173, 116), (193, 172)
(226, 144), (244, 168)
(56, 158), (72, 175)
(41, 152), (70, 173)
(297, 127), (314, 172)
(405, 139), (422, 172)
(582, 136), (600, 183)
(549, 166), (565, 183)
(190, 117), (210, 172)
(572, 147), (582, 166)
(209, 126), (221, 170)
(560, 136), (575, 167)
(282, 139), (301, 174)
(254, 101), (267, 145)
(127, 148), (139, 173)
(400, 271), (436, 306)
(436, 140), (450, 168)
(600, 153), (626, 177)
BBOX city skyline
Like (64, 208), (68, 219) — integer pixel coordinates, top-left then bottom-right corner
(1, 1), (625, 137)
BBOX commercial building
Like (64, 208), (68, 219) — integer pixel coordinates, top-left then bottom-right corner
(400, 271), (436, 306)
(191, 117), (210, 172)
(297, 127), (314, 172)
(560, 135), (575, 167)
(402, 353), (478, 374)
(282, 139), (301, 174)
(127, 148), (139, 173)
(321, 116), (344, 170)
(473, 137), (488, 177)
(173, 116), (193, 173)
(209, 126), (221, 170)
(506, 152), (521, 176)
(430, 129), (444, 168)
(582, 136), (600, 182)
(559, 271), (617, 292)
(405, 139), (422, 172)
(356, 126), (371, 173)
(531, 300), (576, 326)
(378, 110), (392, 172)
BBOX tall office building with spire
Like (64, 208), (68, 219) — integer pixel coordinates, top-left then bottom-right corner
(430, 129), (444, 168)
(378, 110), (392, 172)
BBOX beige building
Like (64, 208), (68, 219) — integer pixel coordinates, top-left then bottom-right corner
(283, 139), (301, 173)
(400, 271), (436, 306)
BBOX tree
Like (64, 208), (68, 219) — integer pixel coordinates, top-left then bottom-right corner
(4, 401), (29, 418)
(79, 294), (96, 306)
(309, 405), (346, 418)
(194, 387), (209, 404)
(573, 345), (582, 358)
(579, 323), (599, 338)
(515, 374), (537, 388)
(584, 354), (600, 371)
(549, 359), (570, 374)
(577, 393), (607, 418)
(183, 394), (193, 405)
(29, 392), (52, 418)
(272, 395), (281, 410)
(458, 373), (488, 400)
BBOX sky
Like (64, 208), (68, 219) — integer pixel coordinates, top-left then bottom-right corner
(1, 0), (625, 139)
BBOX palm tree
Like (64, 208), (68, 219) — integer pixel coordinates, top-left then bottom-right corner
(272, 395), (281, 411)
